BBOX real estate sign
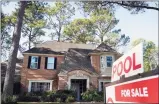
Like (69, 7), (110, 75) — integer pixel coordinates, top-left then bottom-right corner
(111, 43), (144, 82)
(105, 74), (159, 103)
(105, 43), (159, 103)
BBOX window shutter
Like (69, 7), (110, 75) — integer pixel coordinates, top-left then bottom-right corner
(54, 57), (57, 69)
(27, 56), (31, 68)
(38, 56), (41, 69)
(45, 57), (48, 69)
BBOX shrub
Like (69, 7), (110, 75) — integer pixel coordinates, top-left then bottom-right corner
(49, 90), (75, 102)
(2, 96), (17, 104)
(66, 96), (75, 102)
(17, 94), (40, 102)
(17, 90), (76, 102)
(81, 90), (104, 102)
(41, 91), (55, 102)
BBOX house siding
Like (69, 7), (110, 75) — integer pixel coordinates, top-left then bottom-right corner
(21, 54), (64, 92)
(21, 52), (122, 93)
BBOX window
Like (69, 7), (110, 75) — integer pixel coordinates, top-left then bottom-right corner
(47, 57), (55, 69)
(106, 56), (113, 67)
(31, 82), (50, 92)
(100, 56), (105, 69)
(99, 81), (110, 91)
(28, 80), (52, 92)
(45, 57), (56, 69)
(100, 55), (113, 69)
(30, 56), (38, 69)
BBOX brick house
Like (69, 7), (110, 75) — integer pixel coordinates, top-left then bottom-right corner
(21, 41), (122, 100)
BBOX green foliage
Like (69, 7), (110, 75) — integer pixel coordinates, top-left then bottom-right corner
(78, 1), (158, 15)
(63, 8), (130, 50)
(1, 12), (12, 60)
(21, 1), (47, 49)
(132, 38), (158, 71)
(46, 1), (75, 41)
(81, 90), (103, 102)
(66, 96), (75, 102)
(18, 90), (76, 102)
(63, 18), (96, 43)
(2, 96), (17, 104)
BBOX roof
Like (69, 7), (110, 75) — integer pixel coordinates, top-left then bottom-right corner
(92, 43), (117, 53)
(36, 41), (96, 52)
(23, 47), (64, 55)
(60, 48), (97, 74)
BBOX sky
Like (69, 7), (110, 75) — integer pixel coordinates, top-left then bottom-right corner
(2, 1), (158, 58)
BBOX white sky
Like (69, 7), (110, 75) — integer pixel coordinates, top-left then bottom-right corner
(2, 1), (158, 58)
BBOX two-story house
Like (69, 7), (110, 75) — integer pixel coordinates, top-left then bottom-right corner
(21, 41), (122, 100)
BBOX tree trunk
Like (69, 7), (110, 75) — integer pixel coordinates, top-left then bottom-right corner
(2, 1), (27, 102)
(57, 32), (61, 42)
(29, 28), (32, 49)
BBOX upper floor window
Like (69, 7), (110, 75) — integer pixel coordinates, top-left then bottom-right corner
(28, 56), (41, 69)
(100, 55), (113, 69)
(30, 56), (38, 69)
(45, 57), (57, 69)
(106, 56), (113, 67)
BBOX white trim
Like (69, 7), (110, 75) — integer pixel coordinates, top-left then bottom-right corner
(98, 79), (111, 91)
(28, 80), (53, 92)
(47, 57), (55, 69)
(100, 55), (114, 70)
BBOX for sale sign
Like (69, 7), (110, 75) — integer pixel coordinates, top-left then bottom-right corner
(105, 74), (159, 103)
(111, 43), (143, 82)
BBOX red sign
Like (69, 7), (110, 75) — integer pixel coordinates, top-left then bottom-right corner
(105, 75), (159, 103)
(115, 77), (158, 103)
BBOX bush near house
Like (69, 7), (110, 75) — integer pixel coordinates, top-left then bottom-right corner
(81, 90), (104, 102)
(2, 96), (17, 104)
(3, 90), (103, 103)
(17, 90), (76, 102)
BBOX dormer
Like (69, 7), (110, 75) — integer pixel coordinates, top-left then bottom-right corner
(89, 43), (122, 76)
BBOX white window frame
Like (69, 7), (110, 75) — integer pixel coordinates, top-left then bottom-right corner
(100, 55), (114, 69)
(106, 55), (113, 68)
(47, 57), (55, 69)
(98, 79), (110, 91)
(30, 56), (38, 69)
(28, 80), (53, 92)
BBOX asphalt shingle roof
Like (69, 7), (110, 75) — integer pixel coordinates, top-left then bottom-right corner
(23, 47), (64, 55)
(92, 43), (117, 53)
(60, 48), (97, 74)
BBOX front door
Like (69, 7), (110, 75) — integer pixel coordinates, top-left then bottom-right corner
(71, 79), (87, 101)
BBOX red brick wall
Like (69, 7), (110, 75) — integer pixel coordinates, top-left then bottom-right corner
(21, 54), (64, 92)
(91, 55), (100, 73)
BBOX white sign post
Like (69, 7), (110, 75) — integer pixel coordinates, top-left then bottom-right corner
(111, 43), (144, 82)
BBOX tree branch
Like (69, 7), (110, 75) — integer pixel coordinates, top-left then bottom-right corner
(106, 1), (159, 11)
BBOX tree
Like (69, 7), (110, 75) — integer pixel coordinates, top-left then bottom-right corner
(63, 9), (130, 50)
(7, 1), (47, 50)
(1, 12), (12, 60)
(46, 1), (75, 41)
(90, 9), (119, 43)
(2, 1), (27, 102)
(63, 18), (96, 44)
(132, 38), (158, 72)
(78, 1), (158, 15)
(21, 1), (47, 49)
